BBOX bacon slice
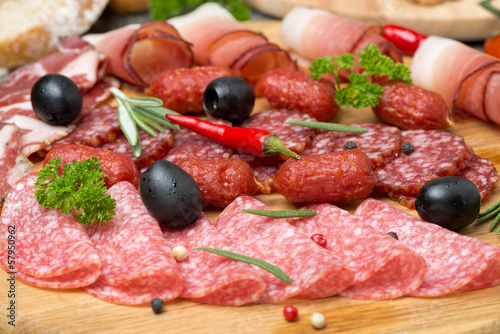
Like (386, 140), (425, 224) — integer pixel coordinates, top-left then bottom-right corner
(84, 22), (193, 89)
(411, 35), (500, 124)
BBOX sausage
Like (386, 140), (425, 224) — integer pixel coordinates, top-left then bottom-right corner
(373, 81), (453, 130)
(271, 149), (377, 203)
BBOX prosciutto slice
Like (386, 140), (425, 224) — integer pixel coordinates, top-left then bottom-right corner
(214, 196), (354, 303)
(411, 35), (500, 124)
(83, 22), (193, 89)
(163, 214), (267, 305)
(290, 203), (426, 299)
(0, 173), (102, 288)
(280, 7), (402, 70)
(83, 181), (183, 305)
(355, 199), (500, 296)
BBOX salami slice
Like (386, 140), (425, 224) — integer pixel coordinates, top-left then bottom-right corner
(214, 196), (354, 303)
(162, 214), (266, 305)
(290, 203), (426, 299)
(375, 130), (474, 196)
(355, 199), (500, 296)
(0, 173), (101, 288)
(83, 181), (183, 305)
(300, 132), (337, 156)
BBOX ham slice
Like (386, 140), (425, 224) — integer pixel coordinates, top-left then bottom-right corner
(355, 199), (500, 296)
(280, 6), (402, 70)
(290, 203), (426, 299)
(411, 35), (500, 124)
(83, 22), (193, 89)
(163, 214), (267, 305)
(213, 196), (354, 303)
(83, 181), (183, 305)
(0, 173), (102, 288)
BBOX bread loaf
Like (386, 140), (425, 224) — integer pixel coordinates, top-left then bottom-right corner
(0, 0), (108, 69)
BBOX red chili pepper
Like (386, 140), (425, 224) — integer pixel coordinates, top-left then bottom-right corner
(165, 114), (300, 159)
(382, 24), (428, 56)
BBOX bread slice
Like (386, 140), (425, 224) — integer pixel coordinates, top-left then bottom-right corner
(0, 0), (108, 69)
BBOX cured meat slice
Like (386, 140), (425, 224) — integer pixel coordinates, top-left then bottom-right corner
(300, 132), (337, 156)
(162, 214), (266, 305)
(162, 119), (233, 164)
(253, 165), (280, 193)
(0, 173), (101, 288)
(331, 123), (403, 167)
(84, 22), (193, 89)
(0, 124), (33, 203)
(101, 128), (174, 170)
(80, 77), (120, 117)
(411, 36), (500, 124)
(83, 181), (183, 305)
(48, 105), (120, 149)
(178, 158), (265, 207)
(375, 129), (474, 196)
(280, 7), (402, 70)
(290, 203), (426, 299)
(355, 199), (500, 296)
(214, 196), (354, 303)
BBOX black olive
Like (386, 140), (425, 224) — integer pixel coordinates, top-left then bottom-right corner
(140, 160), (203, 229)
(30, 74), (83, 125)
(415, 176), (481, 231)
(203, 76), (255, 125)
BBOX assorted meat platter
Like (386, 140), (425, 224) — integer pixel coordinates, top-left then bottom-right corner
(1, 3), (500, 333)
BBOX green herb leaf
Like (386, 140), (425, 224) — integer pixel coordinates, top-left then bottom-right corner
(309, 43), (412, 109)
(285, 120), (367, 133)
(477, 200), (500, 233)
(479, 0), (500, 17)
(241, 209), (317, 218)
(34, 158), (116, 225)
(192, 247), (291, 283)
(149, 0), (250, 21)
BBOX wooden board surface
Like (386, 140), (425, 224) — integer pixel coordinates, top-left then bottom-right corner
(2, 21), (500, 334)
(246, 0), (500, 41)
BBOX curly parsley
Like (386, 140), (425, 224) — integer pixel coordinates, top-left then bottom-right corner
(149, 0), (251, 21)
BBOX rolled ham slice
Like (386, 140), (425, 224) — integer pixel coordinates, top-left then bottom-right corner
(0, 173), (102, 288)
(83, 181), (183, 305)
(213, 196), (354, 303)
(280, 7), (402, 69)
(290, 203), (426, 299)
(355, 199), (500, 297)
(84, 21), (193, 89)
(411, 35), (500, 124)
(163, 214), (267, 306)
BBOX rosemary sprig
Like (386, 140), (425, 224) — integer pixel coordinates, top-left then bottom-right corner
(479, 0), (500, 17)
(477, 200), (500, 233)
(110, 87), (180, 158)
(285, 120), (367, 133)
(241, 209), (317, 218)
(192, 247), (291, 283)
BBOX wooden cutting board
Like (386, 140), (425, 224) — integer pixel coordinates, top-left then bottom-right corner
(246, 0), (500, 41)
(1, 21), (500, 334)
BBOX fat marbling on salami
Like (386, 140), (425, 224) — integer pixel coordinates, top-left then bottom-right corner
(0, 173), (102, 288)
(83, 181), (183, 305)
(163, 214), (266, 305)
(355, 199), (500, 296)
(213, 196), (354, 303)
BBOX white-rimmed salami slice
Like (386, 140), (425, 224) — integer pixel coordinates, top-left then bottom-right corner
(163, 213), (266, 305)
(0, 173), (101, 288)
(214, 196), (354, 303)
(83, 181), (183, 305)
(375, 129), (474, 196)
(355, 199), (500, 296)
(290, 203), (426, 299)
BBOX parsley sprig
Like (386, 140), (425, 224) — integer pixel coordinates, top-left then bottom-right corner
(34, 158), (116, 225)
(309, 43), (412, 109)
(111, 87), (180, 158)
(149, 0), (251, 21)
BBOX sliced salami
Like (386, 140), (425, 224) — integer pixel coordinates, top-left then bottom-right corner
(214, 196), (354, 303)
(375, 130), (474, 196)
(290, 203), (426, 299)
(162, 213), (266, 305)
(253, 165), (280, 194)
(355, 199), (500, 296)
(0, 173), (102, 288)
(300, 132), (337, 156)
(101, 128), (174, 169)
(80, 77), (119, 116)
(83, 181), (183, 305)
